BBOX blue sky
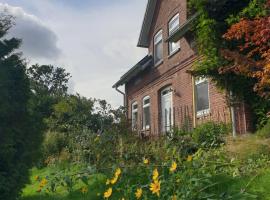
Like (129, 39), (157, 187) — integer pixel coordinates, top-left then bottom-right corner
(2, 0), (148, 107)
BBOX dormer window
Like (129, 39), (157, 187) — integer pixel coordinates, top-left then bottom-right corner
(154, 30), (163, 66)
(168, 13), (180, 55)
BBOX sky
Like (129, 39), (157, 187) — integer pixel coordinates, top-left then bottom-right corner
(1, 0), (148, 107)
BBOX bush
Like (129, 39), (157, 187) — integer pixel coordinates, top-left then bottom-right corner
(257, 119), (270, 138)
(192, 122), (230, 148)
(41, 132), (69, 165)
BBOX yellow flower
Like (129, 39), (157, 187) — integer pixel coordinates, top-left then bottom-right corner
(34, 175), (39, 181)
(187, 155), (193, 162)
(81, 186), (88, 194)
(39, 178), (48, 187)
(143, 158), (149, 165)
(104, 188), (112, 199)
(170, 161), (177, 172)
(152, 168), (159, 181)
(110, 176), (119, 185)
(135, 188), (143, 199)
(115, 168), (121, 177)
(172, 195), (177, 200)
(149, 180), (161, 197)
(106, 179), (110, 185)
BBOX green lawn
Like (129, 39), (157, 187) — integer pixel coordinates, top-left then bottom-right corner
(211, 169), (270, 200)
(21, 166), (107, 200)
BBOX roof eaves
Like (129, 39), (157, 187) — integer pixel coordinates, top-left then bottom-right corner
(137, 0), (157, 48)
(112, 55), (153, 88)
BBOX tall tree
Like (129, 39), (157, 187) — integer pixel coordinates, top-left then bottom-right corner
(0, 14), (43, 200)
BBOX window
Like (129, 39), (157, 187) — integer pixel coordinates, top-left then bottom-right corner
(161, 87), (173, 133)
(154, 30), (163, 65)
(195, 77), (210, 116)
(131, 102), (138, 130)
(142, 96), (151, 130)
(168, 13), (180, 55)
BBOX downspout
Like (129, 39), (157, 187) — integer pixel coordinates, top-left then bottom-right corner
(192, 76), (197, 129)
(115, 86), (126, 107)
(230, 91), (237, 138)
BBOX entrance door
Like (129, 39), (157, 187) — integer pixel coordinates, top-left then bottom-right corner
(161, 87), (173, 133)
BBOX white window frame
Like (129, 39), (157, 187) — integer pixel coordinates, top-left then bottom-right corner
(131, 102), (138, 130)
(154, 30), (163, 66)
(142, 96), (151, 130)
(168, 13), (180, 55)
(195, 77), (210, 117)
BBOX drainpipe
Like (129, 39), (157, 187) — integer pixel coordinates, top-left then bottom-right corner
(115, 86), (127, 116)
(230, 91), (237, 138)
(115, 86), (126, 107)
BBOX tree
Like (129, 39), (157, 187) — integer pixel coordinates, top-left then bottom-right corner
(0, 14), (43, 200)
(221, 12), (270, 98)
(27, 64), (71, 96)
(27, 64), (71, 120)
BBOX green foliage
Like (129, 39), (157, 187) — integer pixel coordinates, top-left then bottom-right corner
(27, 64), (71, 96)
(257, 119), (270, 138)
(188, 0), (270, 130)
(0, 14), (43, 200)
(226, 0), (269, 25)
(192, 122), (230, 148)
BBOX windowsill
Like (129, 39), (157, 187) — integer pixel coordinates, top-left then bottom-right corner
(154, 60), (163, 68)
(168, 48), (181, 59)
(196, 109), (210, 118)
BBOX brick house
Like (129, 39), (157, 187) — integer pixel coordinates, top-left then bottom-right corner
(113, 0), (252, 136)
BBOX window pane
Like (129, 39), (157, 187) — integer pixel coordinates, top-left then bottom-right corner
(169, 41), (180, 54)
(169, 15), (179, 35)
(132, 111), (138, 130)
(144, 98), (150, 105)
(143, 106), (150, 129)
(196, 81), (209, 112)
(155, 41), (163, 64)
(169, 14), (180, 54)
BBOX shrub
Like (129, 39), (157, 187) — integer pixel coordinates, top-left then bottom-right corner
(41, 131), (69, 165)
(257, 119), (270, 138)
(192, 122), (230, 148)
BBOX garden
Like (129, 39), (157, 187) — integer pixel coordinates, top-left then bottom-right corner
(21, 124), (270, 200)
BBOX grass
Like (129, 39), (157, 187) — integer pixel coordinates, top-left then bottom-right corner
(211, 169), (270, 200)
(20, 165), (107, 200)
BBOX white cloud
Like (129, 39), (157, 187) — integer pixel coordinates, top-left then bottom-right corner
(0, 3), (61, 60)
(2, 1), (148, 107)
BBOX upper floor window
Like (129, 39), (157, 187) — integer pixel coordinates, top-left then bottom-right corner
(142, 96), (151, 130)
(195, 77), (210, 117)
(154, 30), (163, 65)
(168, 13), (180, 55)
(131, 102), (138, 130)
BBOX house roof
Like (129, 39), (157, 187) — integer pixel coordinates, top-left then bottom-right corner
(137, 0), (157, 48)
(165, 12), (199, 43)
(112, 55), (153, 88)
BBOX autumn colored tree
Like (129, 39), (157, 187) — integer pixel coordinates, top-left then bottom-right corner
(221, 1), (270, 98)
